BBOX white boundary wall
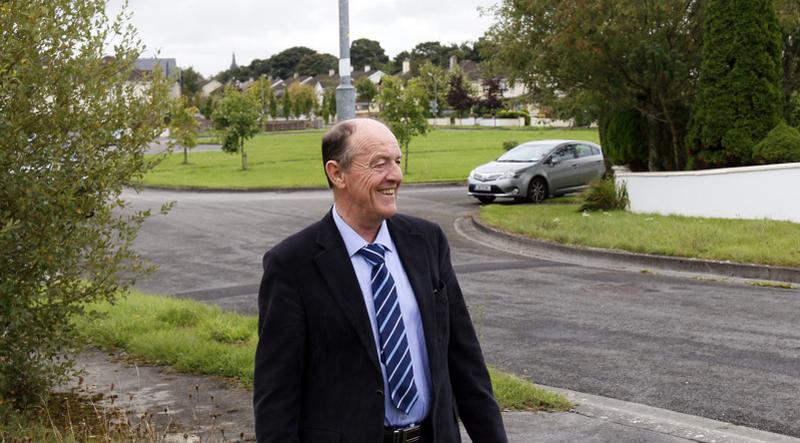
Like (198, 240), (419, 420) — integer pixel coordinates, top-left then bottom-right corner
(615, 163), (800, 223)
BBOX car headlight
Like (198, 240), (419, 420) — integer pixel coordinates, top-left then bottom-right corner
(501, 170), (520, 179)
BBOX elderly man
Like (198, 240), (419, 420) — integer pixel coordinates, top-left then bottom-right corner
(254, 118), (507, 443)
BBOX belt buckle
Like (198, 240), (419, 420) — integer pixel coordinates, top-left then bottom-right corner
(395, 424), (421, 443)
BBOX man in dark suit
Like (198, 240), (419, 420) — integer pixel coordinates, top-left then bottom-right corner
(254, 118), (507, 443)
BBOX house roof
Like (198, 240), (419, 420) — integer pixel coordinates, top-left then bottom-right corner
(134, 58), (178, 77)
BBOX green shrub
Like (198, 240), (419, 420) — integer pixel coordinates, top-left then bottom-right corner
(601, 110), (649, 171)
(1, 0), (170, 407)
(502, 140), (519, 151)
(580, 178), (629, 211)
(497, 110), (531, 125)
(752, 122), (800, 164)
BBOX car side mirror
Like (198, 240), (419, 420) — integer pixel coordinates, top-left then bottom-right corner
(547, 157), (560, 166)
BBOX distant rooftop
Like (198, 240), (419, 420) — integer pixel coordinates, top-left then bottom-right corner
(134, 58), (177, 77)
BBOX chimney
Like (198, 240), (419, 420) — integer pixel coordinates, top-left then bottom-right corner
(449, 55), (457, 72)
(402, 59), (410, 74)
(328, 69), (335, 76)
(364, 65), (371, 72)
(293, 72), (299, 79)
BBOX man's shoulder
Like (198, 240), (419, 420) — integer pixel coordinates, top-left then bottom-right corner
(265, 215), (328, 260)
(389, 212), (442, 235)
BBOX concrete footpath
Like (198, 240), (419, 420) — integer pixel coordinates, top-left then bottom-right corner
(71, 350), (798, 443)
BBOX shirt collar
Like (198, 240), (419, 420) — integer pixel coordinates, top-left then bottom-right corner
(331, 205), (394, 257)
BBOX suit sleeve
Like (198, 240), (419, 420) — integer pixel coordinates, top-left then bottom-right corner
(436, 226), (508, 443)
(253, 250), (306, 443)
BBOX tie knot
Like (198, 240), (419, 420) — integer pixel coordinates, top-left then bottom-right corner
(357, 243), (386, 266)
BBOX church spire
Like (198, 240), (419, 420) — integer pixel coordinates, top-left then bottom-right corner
(230, 52), (238, 70)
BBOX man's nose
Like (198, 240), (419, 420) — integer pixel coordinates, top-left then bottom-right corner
(388, 160), (403, 181)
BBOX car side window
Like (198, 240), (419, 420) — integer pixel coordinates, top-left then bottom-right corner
(553, 146), (577, 161)
(591, 145), (601, 155)
(575, 144), (594, 158)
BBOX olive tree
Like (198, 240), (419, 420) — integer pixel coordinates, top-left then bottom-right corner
(0, 0), (171, 406)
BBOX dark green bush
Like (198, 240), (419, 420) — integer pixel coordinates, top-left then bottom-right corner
(502, 140), (519, 151)
(497, 110), (531, 125)
(580, 178), (629, 211)
(752, 122), (800, 164)
(601, 110), (649, 171)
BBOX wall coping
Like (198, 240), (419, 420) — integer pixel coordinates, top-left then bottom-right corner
(616, 162), (800, 178)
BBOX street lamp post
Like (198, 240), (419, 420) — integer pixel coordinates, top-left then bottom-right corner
(336, 0), (356, 121)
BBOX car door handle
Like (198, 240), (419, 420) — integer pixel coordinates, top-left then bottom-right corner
(572, 164), (579, 168)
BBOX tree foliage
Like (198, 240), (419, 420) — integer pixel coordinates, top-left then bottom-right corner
(168, 97), (200, 165)
(320, 88), (337, 123)
(355, 77), (378, 107)
(477, 78), (504, 115)
(179, 66), (204, 104)
(0, 0), (171, 406)
(245, 76), (275, 127)
(601, 110), (649, 171)
(212, 86), (260, 170)
(378, 76), (429, 174)
(752, 121), (800, 163)
(296, 53), (338, 76)
(687, 0), (784, 168)
(775, 0), (800, 124)
(487, 0), (702, 171)
(446, 67), (477, 118)
(288, 83), (317, 118)
(350, 38), (390, 70)
(416, 61), (448, 117)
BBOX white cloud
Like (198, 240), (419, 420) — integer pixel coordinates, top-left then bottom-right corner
(107, 0), (498, 78)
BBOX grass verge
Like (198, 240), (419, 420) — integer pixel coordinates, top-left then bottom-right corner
(141, 128), (598, 189)
(480, 201), (800, 268)
(75, 291), (571, 412)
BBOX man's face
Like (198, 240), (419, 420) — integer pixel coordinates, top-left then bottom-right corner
(338, 120), (403, 227)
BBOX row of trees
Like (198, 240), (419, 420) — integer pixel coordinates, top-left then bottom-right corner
(217, 38), (490, 84)
(486, 0), (800, 171)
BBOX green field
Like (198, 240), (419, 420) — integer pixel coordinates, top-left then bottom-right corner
(142, 128), (599, 189)
(75, 291), (572, 412)
(480, 201), (800, 268)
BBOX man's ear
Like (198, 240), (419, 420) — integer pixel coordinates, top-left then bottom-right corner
(325, 160), (345, 189)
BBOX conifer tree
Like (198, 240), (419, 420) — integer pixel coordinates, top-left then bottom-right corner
(687, 0), (783, 168)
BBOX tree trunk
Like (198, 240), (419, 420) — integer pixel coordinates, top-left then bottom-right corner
(241, 139), (248, 170)
(404, 141), (409, 175)
(659, 95), (684, 170)
(183, 147), (188, 164)
(646, 113), (659, 171)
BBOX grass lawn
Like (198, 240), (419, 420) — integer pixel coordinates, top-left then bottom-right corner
(141, 127), (599, 189)
(75, 291), (572, 412)
(480, 201), (800, 268)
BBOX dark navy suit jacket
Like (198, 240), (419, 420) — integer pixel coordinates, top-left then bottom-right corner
(253, 210), (507, 443)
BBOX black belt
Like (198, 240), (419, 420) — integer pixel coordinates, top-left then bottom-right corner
(383, 423), (423, 443)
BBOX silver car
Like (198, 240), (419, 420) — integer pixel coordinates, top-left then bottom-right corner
(467, 139), (605, 203)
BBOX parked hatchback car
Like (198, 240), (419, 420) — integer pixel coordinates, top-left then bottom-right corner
(467, 139), (605, 203)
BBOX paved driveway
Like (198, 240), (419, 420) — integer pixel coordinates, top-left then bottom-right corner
(125, 185), (800, 438)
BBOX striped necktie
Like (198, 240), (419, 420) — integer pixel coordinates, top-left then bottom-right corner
(357, 243), (418, 415)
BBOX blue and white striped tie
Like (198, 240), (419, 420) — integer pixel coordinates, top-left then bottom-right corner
(357, 243), (418, 415)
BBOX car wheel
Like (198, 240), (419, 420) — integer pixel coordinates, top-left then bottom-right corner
(527, 177), (547, 203)
(476, 195), (495, 204)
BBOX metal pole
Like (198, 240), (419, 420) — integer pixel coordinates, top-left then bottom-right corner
(336, 0), (356, 121)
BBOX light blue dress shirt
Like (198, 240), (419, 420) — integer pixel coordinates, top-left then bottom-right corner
(332, 206), (432, 427)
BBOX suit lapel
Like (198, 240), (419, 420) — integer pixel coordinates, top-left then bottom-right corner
(388, 217), (437, 371)
(313, 211), (381, 375)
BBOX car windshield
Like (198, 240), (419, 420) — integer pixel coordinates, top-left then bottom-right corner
(497, 143), (556, 162)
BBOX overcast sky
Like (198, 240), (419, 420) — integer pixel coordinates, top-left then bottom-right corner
(106, 0), (499, 78)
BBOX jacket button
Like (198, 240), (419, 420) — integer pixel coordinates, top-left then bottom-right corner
(376, 389), (384, 399)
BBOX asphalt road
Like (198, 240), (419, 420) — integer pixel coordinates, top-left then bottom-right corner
(125, 185), (800, 438)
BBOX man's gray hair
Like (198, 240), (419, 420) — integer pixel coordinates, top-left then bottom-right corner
(321, 120), (358, 188)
